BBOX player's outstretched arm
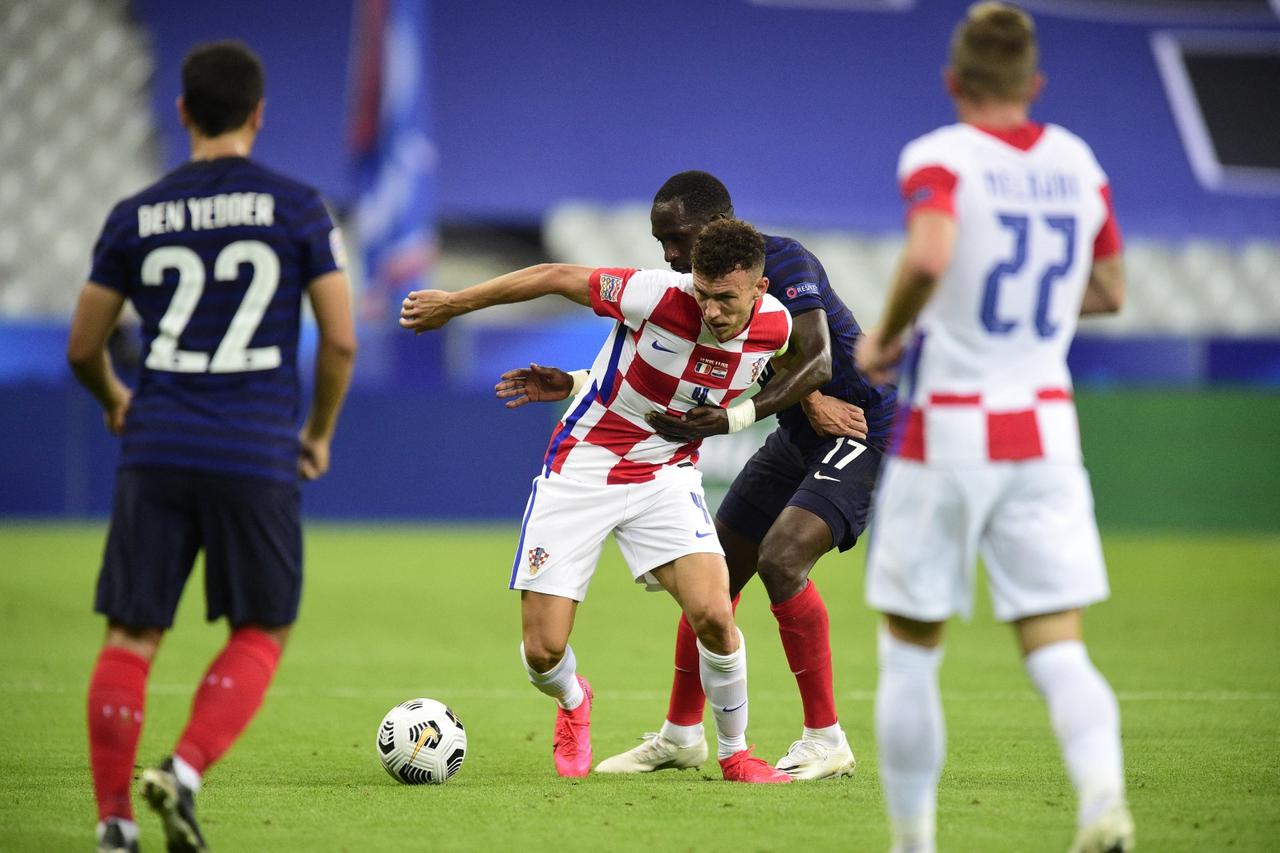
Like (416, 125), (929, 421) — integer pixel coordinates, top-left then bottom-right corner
(300, 270), (357, 480)
(495, 363), (583, 409)
(399, 263), (594, 333)
(1079, 255), (1125, 316)
(66, 282), (131, 436)
(857, 210), (955, 385)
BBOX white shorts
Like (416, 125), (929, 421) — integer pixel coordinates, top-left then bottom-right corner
(865, 458), (1109, 622)
(507, 467), (724, 602)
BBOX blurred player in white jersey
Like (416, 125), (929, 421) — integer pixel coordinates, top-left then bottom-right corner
(855, 4), (1133, 852)
(400, 219), (793, 783)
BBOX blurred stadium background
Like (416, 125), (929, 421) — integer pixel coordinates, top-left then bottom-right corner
(1, 0), (1278, 526)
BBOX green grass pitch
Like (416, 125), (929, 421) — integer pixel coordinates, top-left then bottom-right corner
(1, 523), (1277, 851)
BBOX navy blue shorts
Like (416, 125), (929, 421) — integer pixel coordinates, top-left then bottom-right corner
(94, 466), (302, 629)
(716, 430), (883, 552)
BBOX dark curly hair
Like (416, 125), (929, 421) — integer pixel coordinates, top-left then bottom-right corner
(182, 41), (264, 137)
(653, 171), (734, 222)
(692, 218), (765, 281)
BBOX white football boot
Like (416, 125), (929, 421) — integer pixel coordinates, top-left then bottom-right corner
(775, 735), (857, 780)
(1068, 802), (1135, 853)
(594, 731), (708, 773)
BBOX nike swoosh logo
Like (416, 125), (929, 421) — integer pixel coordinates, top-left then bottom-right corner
(652, 340), (678, 353)
(722, 701), (747, 714)
(695, 530), (714, 538)
(813, 472), (841, 482)
(408, 724), (435, 762)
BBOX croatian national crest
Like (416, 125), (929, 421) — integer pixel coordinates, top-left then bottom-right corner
(598, 273), (623, 302)
(528, 546), (550, 575)
(749, 357), (768, 383)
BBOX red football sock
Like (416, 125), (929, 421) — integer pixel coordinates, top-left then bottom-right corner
(666, 612), (705, 725)
(88, 647), (150, 821)
(174, 628), (282, 774)
(667, 594), (740, 726)
(771, 580), (838, 729)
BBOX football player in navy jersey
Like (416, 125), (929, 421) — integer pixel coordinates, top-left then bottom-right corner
(497, 171), (896, 780)
(68, 42), (356, 853)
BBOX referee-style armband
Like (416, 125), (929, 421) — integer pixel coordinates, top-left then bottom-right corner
(568, 369), (590, 397)
(726, 399), (756, 434)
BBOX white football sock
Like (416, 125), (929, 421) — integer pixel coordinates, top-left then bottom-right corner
(659, 720), (705, 748)
(1025, 640), (1125, 826)
(876, 626), (944, 851)
(521, 643), (584, 711)
(697, 628), (748, 759)
(802, 723), (845, 748)
(96, 819), (139, 845)
(172, 754), (202, 792)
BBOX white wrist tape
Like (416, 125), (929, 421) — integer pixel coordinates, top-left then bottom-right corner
(568, 369), (590, 396)
(726, 399), (756, 434)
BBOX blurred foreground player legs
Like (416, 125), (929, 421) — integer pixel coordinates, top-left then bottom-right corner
(854, 4), (1132, 852)
(500, 171), (897, 780)
(70, 42), (356, 853)
(401, 219), (793, 783)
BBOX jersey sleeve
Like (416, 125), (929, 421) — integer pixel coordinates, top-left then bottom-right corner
(88, 203), (132, 293)
(1078, 141), (1123, 261)
(897, 134), (959, 220)
(300, 192), (345, 283)
(1093, 184), (1123, 260)
(589, 267), (672, 330)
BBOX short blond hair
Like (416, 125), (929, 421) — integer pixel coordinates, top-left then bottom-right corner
(949, 2), (1038, 102)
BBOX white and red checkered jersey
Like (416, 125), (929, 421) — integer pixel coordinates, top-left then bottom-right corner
(542, 267), (792, 485)
(892, 122), (1123, 464)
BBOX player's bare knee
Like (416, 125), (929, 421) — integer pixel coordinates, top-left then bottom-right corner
(756, 536), (815, 602)
(1014, 609), (1081, 657)
(521, 637), (567, 674)
(885, 614), (945, 648)
(239, 623), (291, 649)
(685, 602), (736, 653)
(105, 622), (164, 661)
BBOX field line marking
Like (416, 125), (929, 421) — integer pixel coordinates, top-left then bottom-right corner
(2, 682), (1276, 703)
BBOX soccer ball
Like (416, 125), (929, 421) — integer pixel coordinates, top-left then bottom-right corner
(376, 698), (467, 784)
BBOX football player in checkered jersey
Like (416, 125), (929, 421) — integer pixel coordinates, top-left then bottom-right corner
(400, 218), (793, 783)
(499, 170), (897, 782)
(854, 4), (1132, 852)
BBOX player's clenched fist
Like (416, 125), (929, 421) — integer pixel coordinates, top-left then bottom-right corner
(399, 289), (457, 332)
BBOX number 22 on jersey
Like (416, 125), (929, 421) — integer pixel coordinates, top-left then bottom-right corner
(141, 240), (281, 373)
(981, 213), (1077, 340)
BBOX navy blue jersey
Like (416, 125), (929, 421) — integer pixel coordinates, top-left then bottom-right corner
(761, 234), (897, 448)
(89, 157), (342, 483)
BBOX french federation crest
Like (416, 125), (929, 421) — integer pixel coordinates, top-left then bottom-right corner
(598, 273), (623, 302)
(528, 546), (550, 575)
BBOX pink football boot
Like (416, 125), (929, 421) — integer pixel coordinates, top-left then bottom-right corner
(553, 676), (593, 777)
(719, 746), (792, 783)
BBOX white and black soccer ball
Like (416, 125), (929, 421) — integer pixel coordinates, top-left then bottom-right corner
(376, 698), (467, 785)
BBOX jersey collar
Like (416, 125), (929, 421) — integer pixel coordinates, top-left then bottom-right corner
(970, 121), (1045, 152)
